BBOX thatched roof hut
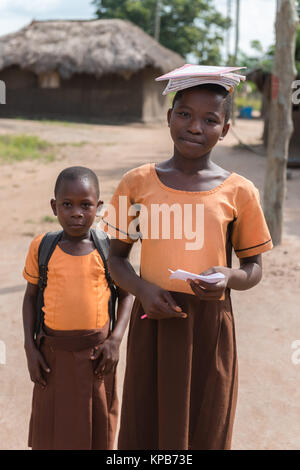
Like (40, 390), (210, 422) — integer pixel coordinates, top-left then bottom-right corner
(0, 19), (184, 122)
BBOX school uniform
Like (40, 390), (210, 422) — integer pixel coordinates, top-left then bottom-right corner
(23, 235), (118, 450)
(103, 163), (273, 450)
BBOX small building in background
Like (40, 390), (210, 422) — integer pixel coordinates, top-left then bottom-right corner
(247, 68), (300, 167)
(0, 19), (184, 123)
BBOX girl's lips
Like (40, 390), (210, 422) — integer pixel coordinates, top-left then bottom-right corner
(180, 137), (204, 145)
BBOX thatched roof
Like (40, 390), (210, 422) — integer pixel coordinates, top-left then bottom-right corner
(0, 19), (184, 79)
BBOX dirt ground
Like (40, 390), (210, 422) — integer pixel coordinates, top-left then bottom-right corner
(0, 116), (299, 450)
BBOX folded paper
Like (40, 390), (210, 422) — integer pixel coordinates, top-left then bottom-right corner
(169, 268), (225, 284)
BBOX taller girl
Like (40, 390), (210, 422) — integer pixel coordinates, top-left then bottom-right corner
(104, 65), (273, 450)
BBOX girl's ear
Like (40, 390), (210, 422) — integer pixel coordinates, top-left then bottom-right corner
(167, 108), (172, 128)
(220, 122), (230, 140)
(96, 200), (104, 217)
(50, 198), (57, 216)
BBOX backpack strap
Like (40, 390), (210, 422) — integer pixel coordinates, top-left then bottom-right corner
(35, 231), (63, 338)
(90, 228), (118, 332)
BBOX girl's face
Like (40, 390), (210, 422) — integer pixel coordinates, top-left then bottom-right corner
(51, 178), (102, 237)
(167, 88), (230, 160)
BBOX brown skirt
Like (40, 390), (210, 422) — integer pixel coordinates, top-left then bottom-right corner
(118, 289), (238, 450)
(28, 323), (118, 450)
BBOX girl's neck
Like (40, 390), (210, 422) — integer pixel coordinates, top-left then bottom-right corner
(61, 228), (92, 243)
(171, 152), (214, 174)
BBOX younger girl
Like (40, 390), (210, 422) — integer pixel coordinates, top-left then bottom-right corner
(22, 166), (132, 450)
(103, 68), (273, 450)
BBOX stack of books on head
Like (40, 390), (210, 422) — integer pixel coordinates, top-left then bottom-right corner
(156, 64), (246, 95)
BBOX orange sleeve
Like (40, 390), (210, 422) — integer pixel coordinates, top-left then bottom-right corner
(22, 233), (45, 285)
(101, 173), (140, 244)
(231, 187), (273, 258)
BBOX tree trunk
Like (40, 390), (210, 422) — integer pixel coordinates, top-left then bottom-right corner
(231, 0), (240, 125)
(154, 0), (161, 42)
(263, 0), (298, 246)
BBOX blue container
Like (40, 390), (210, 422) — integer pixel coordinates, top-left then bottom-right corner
(239, 106), (253, 118)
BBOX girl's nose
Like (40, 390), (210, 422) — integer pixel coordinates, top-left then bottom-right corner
(188, 119), (203, 134)
(71, 209), (84, 218)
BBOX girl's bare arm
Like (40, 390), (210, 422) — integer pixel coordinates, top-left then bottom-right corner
(108, 239), (187, 319)
(23, 282), (39, 350)
(109, 287), (134, 344)
(228, 254), (262, 290)
(22, 282), (50, 386)
(188, 254), (263, 299)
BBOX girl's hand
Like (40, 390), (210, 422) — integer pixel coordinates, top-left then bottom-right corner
(25, 344), (51, 388)
(187, 266), (231, 300)
(90, 337), (120, 376)
(140, 283), (187, 320)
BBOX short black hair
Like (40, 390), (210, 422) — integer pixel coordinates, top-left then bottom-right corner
(172, 83), (232, 124)
(54, 166), (100, 199)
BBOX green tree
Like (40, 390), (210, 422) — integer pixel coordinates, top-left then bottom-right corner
(92, 0), (230, 64)
(236, 40), (274, 73)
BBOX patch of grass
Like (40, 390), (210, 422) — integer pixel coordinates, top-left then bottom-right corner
(235, 96), (262, 112)
(57, 141), (89, 147)
(41, 215), (57, 223)
(0, 134), (55, 163)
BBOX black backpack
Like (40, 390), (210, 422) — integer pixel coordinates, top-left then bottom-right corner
(35, 228), (117, 338)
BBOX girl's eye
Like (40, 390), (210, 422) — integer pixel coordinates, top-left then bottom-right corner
(177, 111), (190, 118)
(82, 203), (92, 209)
(206, 119), (218, 124)
(63, 202), (71, 207)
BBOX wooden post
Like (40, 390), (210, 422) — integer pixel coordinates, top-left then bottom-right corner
(263, 0), (298, 245)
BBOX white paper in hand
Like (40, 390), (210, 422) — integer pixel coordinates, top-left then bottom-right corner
(169, 269), (225, 284)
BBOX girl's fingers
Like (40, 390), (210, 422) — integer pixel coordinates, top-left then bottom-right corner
(190, 285), (224, 300)
(38, 354), (51, 374)
(95, 349), (108, 375)
(161, 292), (187, 318)
(90, 346), (102, 360)
(192, 280), (225, 291)
(163, 291), (182, 312)
(34, 374), (46, 387)
(189, 279), (225, 292)
(150, 301), (187, 319)
(159, 301), (186, 318)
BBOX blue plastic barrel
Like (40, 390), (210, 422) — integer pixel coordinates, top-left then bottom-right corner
(239, 106), (253, 118)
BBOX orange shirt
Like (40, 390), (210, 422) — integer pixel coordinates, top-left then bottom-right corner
(102, 163), (273, 298)
(23, 233), (110, 330)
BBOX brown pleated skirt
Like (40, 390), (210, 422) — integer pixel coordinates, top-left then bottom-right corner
(118, 289), (238, 450)
(28, 322), (118, 450)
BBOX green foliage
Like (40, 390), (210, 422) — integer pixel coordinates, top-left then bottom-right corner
(235, 95), (261, 112)
(0, 134), (54, 163)
(41, 215), (57, 223)
(240, 3), (300, 75)
(92, 0), (230, 64)
(295, 25), (300, 74)
(230, 39), (274, 75)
